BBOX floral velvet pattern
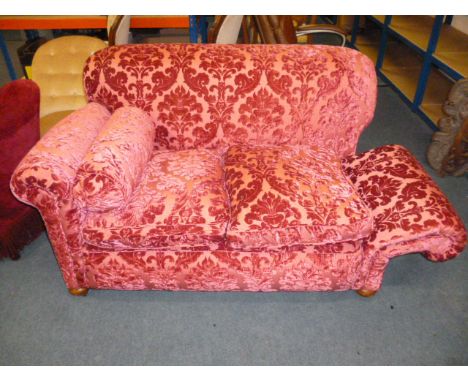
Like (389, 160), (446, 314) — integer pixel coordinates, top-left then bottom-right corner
(82, 241), (366, 291)
(82, 148), (229, 250)
(342, 145), (467, 290)
(74, 106), (155, 212)
(84, 44), (377, 157)
(10, 44), (466, 294)
(10, 103), (111, 288)
(224, 145), (372, 250)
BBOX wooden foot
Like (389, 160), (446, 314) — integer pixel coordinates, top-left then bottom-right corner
(68, 288), (89, 296)
(10, 253), (21, 261)
(356, 289), (377, 298)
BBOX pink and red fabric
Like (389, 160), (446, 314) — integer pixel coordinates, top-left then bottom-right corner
(74, 106), (155, 212)
(83, 44), (376, 156)
(82, 147), (229, 251)
(10, 44), (466, 292)
(224, 144), (372, 250)
(342, 145), (466, 291)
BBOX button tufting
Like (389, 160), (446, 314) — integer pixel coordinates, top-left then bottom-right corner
(31, 35), (107, 117)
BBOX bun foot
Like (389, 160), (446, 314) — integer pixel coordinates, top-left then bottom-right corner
(356, 289), (377, 298)
(68, 288), (89, 296)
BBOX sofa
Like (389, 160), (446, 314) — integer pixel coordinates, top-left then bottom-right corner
(10, 44), (466, 296)
(1, 79), (44, 259)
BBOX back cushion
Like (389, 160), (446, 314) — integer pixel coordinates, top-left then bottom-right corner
(84, 44), (377, 157)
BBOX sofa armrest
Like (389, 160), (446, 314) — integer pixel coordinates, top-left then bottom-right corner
(342, 145), (466, 262)
(10, 102), (110, 288)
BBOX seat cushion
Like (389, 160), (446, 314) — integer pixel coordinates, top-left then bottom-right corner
(82, 148), (229, 250)
(224, 145), (372, 250)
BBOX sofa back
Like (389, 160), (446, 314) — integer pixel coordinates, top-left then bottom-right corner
(83, 44), (377, 157)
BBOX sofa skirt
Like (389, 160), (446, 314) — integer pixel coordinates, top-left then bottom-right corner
(80, 241), (373, 292)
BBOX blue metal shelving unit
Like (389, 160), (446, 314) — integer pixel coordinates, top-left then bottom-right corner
(349, 15), (467, 131)
(1, 16), (208, 81)
(189, 15), (208, 43)
(0, 32), (17, 80)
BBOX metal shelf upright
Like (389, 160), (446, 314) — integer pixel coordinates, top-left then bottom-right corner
(349, 15), (467, 130)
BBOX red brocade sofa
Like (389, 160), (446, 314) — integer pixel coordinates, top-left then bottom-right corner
(10, 44), (466, 296)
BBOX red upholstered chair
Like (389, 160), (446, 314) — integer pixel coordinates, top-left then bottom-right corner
(0, 79), (44, 259)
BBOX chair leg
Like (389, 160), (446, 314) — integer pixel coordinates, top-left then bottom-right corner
(356, 289), (377, 298)
(68, 288), (89, 297)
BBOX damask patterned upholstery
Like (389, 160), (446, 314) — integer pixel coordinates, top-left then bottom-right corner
(83, 44), (377, 156)
(81, 243), (366, 291)
(342, 145), (467, 291)
(10, 44), (466, 295)
(74, 106), (155, 212)
(82, 148), (229, 250)
(224, 145), (372, 250)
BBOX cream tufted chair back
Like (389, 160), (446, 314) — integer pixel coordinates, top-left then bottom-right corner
(32, 35), (107, 135)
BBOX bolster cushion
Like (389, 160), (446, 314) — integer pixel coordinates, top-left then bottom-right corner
(74, 106), (155, 212)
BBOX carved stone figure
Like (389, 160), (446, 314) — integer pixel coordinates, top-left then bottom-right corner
(427, 79), (468, 176)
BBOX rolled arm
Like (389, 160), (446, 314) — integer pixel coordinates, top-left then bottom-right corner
(10, 102), (110, 287)
(342, 145), (466, 262)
